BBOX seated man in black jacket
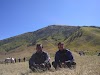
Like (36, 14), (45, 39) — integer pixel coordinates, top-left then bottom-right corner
(29, 44), (51, 71)
(52, 42), (76, 69)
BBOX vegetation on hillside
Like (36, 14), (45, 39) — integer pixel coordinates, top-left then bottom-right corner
(0, 25), (100, 55)
(0, 25), (80, 51)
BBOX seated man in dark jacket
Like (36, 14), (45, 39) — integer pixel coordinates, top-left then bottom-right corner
(52, 42), (76, 69)
(29, 44), (51, 71)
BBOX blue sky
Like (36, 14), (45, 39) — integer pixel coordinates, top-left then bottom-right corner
(0, 0), (100, 40)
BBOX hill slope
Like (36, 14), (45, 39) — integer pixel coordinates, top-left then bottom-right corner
(66, 27), (100, 55)
(0, 25), (80, 52)
(0, 25), (100, 56)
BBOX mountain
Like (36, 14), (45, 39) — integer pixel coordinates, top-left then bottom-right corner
(0, 25), (100, 57)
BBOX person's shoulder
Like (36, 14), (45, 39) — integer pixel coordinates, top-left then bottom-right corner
(55, 50), (60, 55)
(42, 51), (48, 55)
(42, 51), (50, 57)
(31, 52), (36, 57)
(65, 49), (72, 53)
(29, 53), (36, 60)
(65, 49), (70, 51)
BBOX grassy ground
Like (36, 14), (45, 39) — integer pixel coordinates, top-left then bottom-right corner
(0, 52), (100, 75)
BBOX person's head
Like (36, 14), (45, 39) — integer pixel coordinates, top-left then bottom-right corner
(36, 44), (43, 52)
(58, 42), (64, 50)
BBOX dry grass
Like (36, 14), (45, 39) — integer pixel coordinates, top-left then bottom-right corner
(0, 53), (100, 75)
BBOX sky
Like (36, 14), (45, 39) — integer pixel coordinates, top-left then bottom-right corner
(0, 0), (100, 40)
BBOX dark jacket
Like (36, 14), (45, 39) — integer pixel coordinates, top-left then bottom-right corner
(29, 51), (50, 66)
(55, 49), (74, 63)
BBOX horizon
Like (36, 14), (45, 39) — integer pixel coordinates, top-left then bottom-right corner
(0, 0), (100, 40)
(0, 25), (99, 41)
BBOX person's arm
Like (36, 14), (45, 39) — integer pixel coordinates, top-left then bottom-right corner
(67, 51), (74, 62)
(44, 52), (50, 63)
(55, 52), (59, 63)
(29, 54), (35, 66)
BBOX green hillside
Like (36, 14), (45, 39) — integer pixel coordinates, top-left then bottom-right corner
(0, 25), (100, 55)
(66, 27), (100, 55)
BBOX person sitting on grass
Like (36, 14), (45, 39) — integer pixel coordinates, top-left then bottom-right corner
(52, 42), (76, 69)
(29, 44), (51, 71)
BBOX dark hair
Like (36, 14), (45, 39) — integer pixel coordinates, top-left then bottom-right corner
(58, 42), (64, 45)
(36, 44), (43, 48)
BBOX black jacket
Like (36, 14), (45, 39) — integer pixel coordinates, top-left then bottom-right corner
(55, 49), (74, 63)
(29, 51), (50, 66)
